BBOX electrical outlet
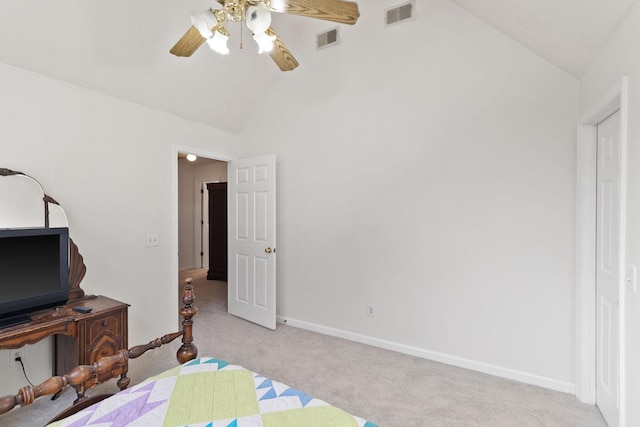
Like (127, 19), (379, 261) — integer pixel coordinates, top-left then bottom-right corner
(9, 349), (23, 367)
(367, 304), (376, 317)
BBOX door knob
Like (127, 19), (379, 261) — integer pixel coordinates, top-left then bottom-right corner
(265, 247), (273, 254)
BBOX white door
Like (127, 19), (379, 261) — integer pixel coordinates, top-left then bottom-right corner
(596, 110), (621, 427)
(227, 155), (276, 329)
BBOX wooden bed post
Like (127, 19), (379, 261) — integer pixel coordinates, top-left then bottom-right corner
(177, 278), (198, 363)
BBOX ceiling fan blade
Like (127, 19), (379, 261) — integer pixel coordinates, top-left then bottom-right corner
(270, 0), (360, 25)
(170, 26), (207, 57)
(266, 27), (299, 72)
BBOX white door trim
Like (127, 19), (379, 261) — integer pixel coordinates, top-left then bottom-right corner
(171, 144), (234, 308)
(576, 77), (628, 423)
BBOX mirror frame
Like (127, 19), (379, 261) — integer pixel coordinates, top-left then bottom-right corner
(0, 168), (86, 300)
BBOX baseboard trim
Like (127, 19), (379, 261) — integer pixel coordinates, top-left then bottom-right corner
(277, 316), (575, 395)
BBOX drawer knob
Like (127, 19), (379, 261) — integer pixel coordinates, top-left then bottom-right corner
(102, 321), (108, 327)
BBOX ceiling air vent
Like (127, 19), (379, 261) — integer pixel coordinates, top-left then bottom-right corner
(317, 28), (340, 49)
(386, 1), (415, 26)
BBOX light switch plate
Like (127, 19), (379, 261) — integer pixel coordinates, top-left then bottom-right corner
(145, 233), (159, 247)
(626, 264), (637, 292)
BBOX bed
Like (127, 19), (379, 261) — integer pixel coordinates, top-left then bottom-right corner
(47, 356), (377, 427)
(0, 280), (378, 427)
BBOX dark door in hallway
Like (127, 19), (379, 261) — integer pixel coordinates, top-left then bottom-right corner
(207, 182), (227, 281)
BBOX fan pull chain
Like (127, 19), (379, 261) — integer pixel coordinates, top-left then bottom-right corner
(239, 20), (243, 49)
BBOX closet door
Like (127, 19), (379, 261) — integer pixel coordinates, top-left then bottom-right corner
(207, 182), (227, 281)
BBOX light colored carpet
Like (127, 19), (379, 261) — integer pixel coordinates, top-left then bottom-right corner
(2, 269), (607, 427)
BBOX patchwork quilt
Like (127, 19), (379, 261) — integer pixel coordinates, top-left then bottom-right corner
(48, 357), (379, 427)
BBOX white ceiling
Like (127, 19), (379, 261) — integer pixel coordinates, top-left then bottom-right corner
(449, 0), (637, 78)
(0, 0), (636, 133)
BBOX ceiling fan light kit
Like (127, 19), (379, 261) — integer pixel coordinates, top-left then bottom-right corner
(190, 9), (218, 39)
(170, 0), (360, 71)
(246, 3), (276, 53)
(207, 29), (230, 55)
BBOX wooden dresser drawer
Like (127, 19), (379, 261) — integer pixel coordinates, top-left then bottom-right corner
(54, 296), (129, 378)
(89, 334), (121, 366)
(85, 312), (123, 363)
(88, 314), (120, 344)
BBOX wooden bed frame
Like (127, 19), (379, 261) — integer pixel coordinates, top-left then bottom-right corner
(0, 278), (198, 422)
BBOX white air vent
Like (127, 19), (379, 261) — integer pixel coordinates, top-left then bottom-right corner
(317, 28), (340, 49)
(386, 1), (415, 26)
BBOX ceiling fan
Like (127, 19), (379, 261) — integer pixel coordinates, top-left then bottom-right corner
(169, 0), (360, 72)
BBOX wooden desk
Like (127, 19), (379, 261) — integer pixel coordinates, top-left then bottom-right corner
(0, 296), (129, 377)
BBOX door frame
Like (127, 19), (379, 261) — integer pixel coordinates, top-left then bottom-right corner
(171, 145), (233, 301)
(576, 77), (628, 422)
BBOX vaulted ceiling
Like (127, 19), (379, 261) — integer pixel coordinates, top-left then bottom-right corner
(0, 0), (636, 133)
(449, 0), (637, 78)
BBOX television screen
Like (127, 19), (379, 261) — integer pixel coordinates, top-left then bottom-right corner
(0, 227), (69, 327)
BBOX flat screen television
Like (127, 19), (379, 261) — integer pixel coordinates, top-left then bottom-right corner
(0, 227), (69, 329)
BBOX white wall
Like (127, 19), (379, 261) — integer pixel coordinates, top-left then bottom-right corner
(178, 160), (196, 270)
(580, 2), (640, 424)
(240, 0), (580, 390)
(0, 62), (239, 394)
(178, 160), (228, 270)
